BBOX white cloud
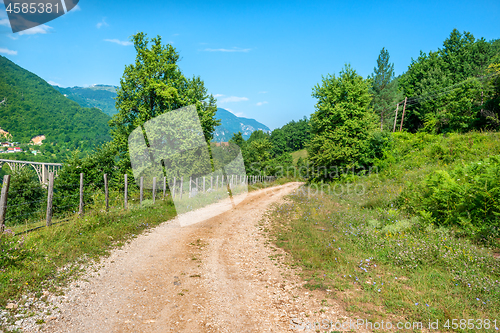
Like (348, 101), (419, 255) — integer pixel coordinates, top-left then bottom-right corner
(204, 47), (250, 53)
(256, 101), (268, 106)
(18, 24), (52, 35)
(218, 96), (249, 103)
(0, 48), (17, 55)
(47, 80), (61, 86)
(96, 18), (108, 29)
(104, 39), (132, 46)
(213, 94), (224, 98)
(0, 18), (9, 27)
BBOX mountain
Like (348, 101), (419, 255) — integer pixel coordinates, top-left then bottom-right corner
(52, 84), (118, 117)
(47, 83), (270, 142)
(51, 88), (271, 142)
(0, 56), (111, 150)
(213, 108), (270, 142)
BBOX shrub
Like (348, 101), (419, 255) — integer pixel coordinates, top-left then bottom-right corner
(3, 168), (45, 225)
(401, 155), (500, 243)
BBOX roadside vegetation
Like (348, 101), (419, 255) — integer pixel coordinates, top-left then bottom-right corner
(267, 131), (500, 331)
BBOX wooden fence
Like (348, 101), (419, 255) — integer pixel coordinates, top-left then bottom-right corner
(0, 173), (276, 233)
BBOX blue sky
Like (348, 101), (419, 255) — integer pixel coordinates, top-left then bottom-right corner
(1, 0), (499, 130)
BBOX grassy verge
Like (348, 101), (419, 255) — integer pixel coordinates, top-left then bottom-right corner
(268, 186), (499, 332)
(0, 198), (177, 304)
(267, 132), (500, 332)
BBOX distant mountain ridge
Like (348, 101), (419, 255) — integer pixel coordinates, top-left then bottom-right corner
(213, 108), (270, 142)
(53, 85), (118, 117)
(50, 84), (271, 141)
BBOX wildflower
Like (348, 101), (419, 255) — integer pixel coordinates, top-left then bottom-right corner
(415, 303), (418, 305)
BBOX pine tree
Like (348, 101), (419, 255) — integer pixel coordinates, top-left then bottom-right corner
(369, 48), (403, 130)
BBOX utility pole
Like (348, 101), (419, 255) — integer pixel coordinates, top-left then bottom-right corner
(392, 103), (399, 132)
(399, 97), (407, 132)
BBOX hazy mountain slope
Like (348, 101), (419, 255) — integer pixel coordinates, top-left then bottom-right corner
(213, 108), (270, 142)
(53, 85), (118, 117)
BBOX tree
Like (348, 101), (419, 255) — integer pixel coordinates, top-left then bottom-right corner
(399, 29), (499, 132)
(245, 138), (273, 175)
(369, 48), (403, 130)
(109, 32), (220, 174)
(229, 131), (245, 149)
(307, 64), (377, 180)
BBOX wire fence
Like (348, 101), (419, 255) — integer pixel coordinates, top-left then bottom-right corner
(0, 173), (275, 235)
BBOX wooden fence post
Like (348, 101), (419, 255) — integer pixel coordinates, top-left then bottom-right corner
(172, 177), (176, 199)
(104, 173), (109, 212)
(152, 177), (156, 204)
(179, 177), (183, 199)
(189, 176), (192, 198)
(210, 176), (213, 190)
(124, 174), (128, 210)
(203, 176), (206, 192)
(46, 172), (54, 227)
(79, 173), (84, 218)
(0, 175), (11, 232)
(140, 176), (144, 204)
(163, 176), (166, 200)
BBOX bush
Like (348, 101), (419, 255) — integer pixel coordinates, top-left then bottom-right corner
(3, 168), (45, 225)
(400, 155), (500, 243)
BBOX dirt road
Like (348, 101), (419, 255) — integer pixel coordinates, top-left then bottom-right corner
(38, 182), (360, 332)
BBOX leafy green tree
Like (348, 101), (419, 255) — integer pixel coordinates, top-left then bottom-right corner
(400, 29), (499, 132)
(245, 138), (273, 175)
(269, 128), (287, 157)
(264, 152), (293, 177)
(369, 48), (403, 130)
(481, 62), (500, 128)
(229, 131), (245, 149)
(109, 32), (220, 175)
(53, 142), (118, 214)
(307, 64), (377, 180)
(246, 130), (270, 144)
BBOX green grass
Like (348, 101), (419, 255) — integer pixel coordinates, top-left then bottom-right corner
(0, 197), (177, 304)
(267, 131), (500, 332)
(291, 149), (308, 165)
